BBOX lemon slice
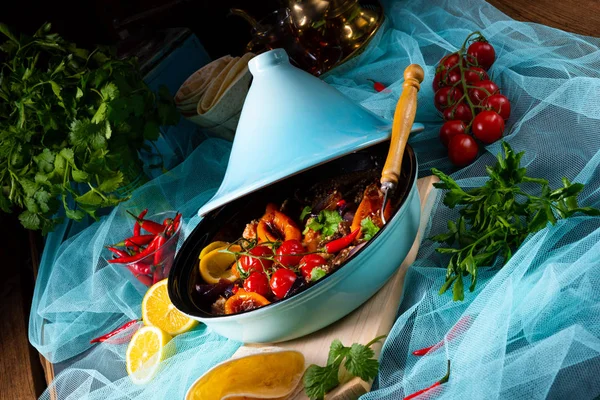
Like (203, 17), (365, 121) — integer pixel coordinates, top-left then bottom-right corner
(126, 325), (172, 385)
(142, 279), (199, 335)
(186, 350), (305, 400)
(199, 241), (230, 259)
(199, 245), (241, 284)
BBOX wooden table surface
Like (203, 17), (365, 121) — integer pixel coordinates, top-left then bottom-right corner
(2, 1), (598, 399)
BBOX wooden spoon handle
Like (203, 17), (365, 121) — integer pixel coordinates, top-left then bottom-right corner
(380, 64), (424, 187)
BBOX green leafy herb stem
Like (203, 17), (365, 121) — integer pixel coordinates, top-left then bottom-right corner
(431, 142), (600, 301)
(303, 335), (385, 400)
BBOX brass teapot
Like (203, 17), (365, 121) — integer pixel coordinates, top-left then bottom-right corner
(230, 0), (383, 76)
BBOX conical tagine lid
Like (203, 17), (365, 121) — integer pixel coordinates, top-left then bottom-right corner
(198, 48), (424, 216)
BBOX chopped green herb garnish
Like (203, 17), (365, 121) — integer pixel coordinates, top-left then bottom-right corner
(360, 217), (380, 240)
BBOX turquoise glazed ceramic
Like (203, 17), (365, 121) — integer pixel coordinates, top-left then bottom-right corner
(197, 48), (423, 216)
(169, 48), (424, 343)
(169, 143), (420, 343)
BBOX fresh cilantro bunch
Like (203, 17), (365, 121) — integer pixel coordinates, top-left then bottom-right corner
(304, 209), (343, 236)
(303, 335), (385, 399)
(0, 23), (179, 233)
(431, 142), (600, 301)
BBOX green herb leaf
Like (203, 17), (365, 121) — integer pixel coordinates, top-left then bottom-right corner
(306, 210), (343, 237)
(344, 344), (379, 381)
(360, 217), (380, 240)
(300, 206), (312, 221)
(431, 141), (600, 301)
(327, 339), (349, 365)
(19, 210), (41, 230)
(303, 364), (339, 400)
(310, 267), (327, 282)
(97, 172), (123, 193)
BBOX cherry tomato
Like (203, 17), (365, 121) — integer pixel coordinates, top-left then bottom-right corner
(443, 103), (473, 124)
(238, 246), (273, 274)
(299, 254), (328, 281)
(463, 67), (489, 85)
(440, 53), (460, 70)
(275, 240), (305, 267)
(467, 40), (496, 70)
(439, 120), (466, 147)
(442, 68), (461, 86)
(269, 268), (297, 299)
(434, 87), (463, 111)
(468, 80), (499, 104)
(432, 71), (444, 91)
(472, 111), (505, 144)
(448, 133), (479, 167)
(243, 271), (271, 297)
(483, 93), (511, 120)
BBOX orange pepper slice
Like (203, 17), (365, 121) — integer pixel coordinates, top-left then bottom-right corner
(351, 184), (391, 236)
(224, 289), (271, 315)
(256, 203), (302, 243)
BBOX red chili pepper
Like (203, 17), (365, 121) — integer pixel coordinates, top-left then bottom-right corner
(127, 210), (164, 235)
(152, 232), (168, 283)
(133, 209), (148, 237)
(107, 246), (130, 258)
(162, 217), (174, 226)
(111, 234), (156, 248)
(173, 213), (182, 232)
(404, 360), (451, 400)
(336, 199), (347, 208)
(90, 319), (140, 344)
(108, 235), (161, 264)
(324, 228), (360, 253)
(367, 78), (388, 93)
(126, 265), (153, 286)
(412, 315), (472, 356)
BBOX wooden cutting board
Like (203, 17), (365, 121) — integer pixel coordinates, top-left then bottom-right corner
(232, 175), (439, 400)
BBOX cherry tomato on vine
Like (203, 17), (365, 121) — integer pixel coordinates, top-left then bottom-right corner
(472, 111), (505, 144)
(443, 102), (473, 124)
(299, 254), (327, 281)
(467, 40), (496, 70)
(483, 94), (511, 120)
(440, 53), (461, 70)
(243, 271), (271, 297)
(444, 68), (461, 86)
(238, 246), (273, 274)
(464, 67), (489, 85)
(432, 71), (444, 91)
(269, 268), (297, 299)
(434, 87), (463, 111)
(468, 80), (499, 104)
(275, 240), (305, 267)
(439, 120), (467, 147)
(448, 133), (479, 167)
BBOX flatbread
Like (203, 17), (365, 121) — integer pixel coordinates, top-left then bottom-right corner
(198, 52), (256, 114)
(174, 55), (234, 108)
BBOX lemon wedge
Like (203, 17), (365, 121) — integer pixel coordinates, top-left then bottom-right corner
(200, 241), (231, 259)
(186, 350), (305, 400)
(199, 245), (241, 284)
(126, 325), (172, 385)
(142, 279), (199, 335)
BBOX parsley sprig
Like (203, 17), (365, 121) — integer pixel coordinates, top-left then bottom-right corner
(304, 209), (343, 237)
(432, 142), (600, 301)
(303, 335), (385, 399)
(0, 23), (179, 233)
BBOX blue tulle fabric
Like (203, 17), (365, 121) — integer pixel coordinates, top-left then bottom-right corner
(31, 0), (600, 398)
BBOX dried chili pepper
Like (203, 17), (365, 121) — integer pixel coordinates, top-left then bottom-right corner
(133, 209), (148, 237)
(367, 78), (388, 92)
(404, 360), (451, 400)
(126, 210), (164, 235)
(90, 319), (140, 344)
(107, 235), (161, 264)
(324, 228), (360, 253)
(412, 316), (472, 356)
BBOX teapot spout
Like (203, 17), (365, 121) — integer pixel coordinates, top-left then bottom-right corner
(228, 8), (263, 31)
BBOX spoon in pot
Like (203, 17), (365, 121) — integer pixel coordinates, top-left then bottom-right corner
(380, 64), (424, 224)
(350, 64), (424, 232)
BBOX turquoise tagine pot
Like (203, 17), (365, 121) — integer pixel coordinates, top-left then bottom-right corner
(169, 49), (423, 343)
